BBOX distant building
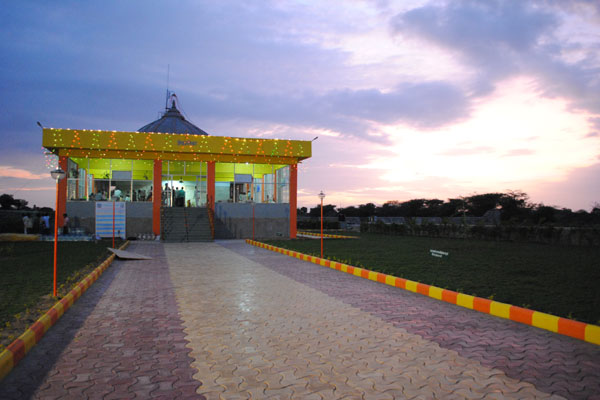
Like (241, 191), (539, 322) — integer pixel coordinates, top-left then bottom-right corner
(42, 95), (311, 239)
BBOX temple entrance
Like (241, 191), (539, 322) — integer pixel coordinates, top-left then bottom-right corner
(161, 161), (207, 207)
(161, 174), (207, 207)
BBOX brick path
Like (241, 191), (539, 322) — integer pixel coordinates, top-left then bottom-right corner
(1, 240), (598, 399)
(223, 241), (600, 399)
(0, 243), (201, 399)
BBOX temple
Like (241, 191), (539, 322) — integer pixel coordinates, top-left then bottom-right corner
(42, 96), (311, 240)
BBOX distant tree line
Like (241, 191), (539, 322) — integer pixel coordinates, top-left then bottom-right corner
(298, 191), (600, 226)
(0, 194), (30, 210)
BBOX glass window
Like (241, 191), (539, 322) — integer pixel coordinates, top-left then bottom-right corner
(92, 180), (110, 201)
(66, 158), (156, 202)
(161, 161), (207, 207)
(67, 159), (89, 201)
(276, 166), (290, 203)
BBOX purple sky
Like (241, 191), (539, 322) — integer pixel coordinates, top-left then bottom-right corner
(1, 0), (599, 210)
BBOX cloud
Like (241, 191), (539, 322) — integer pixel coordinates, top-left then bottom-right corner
(391, 0), (600, 115)
(0, 1), (478, 148)
(0, 186), (54, 191)
(322, 81), (470, 128)
(529, 162), (600, 210)
(437, 146), (495, 156)
(182, 81), (470, 143)
(589, 117), (600, 130)
(503, 149), (536, 156)
(0, 166), (47, 180)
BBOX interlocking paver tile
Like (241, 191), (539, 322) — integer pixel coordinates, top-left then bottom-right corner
(2, 240), (597, 399)
(163, 241), (562, 399)
(0, 243), (203, 399)
(222, 240), (600, 400)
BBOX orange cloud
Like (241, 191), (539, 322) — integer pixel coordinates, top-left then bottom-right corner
(0, 166), (48, 180)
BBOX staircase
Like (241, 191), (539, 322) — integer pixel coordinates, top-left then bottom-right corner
(161, 207), (213, 242)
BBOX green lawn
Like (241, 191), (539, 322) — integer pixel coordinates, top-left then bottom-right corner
(265, 233), (600, 325)
(0, 240), (120, 327)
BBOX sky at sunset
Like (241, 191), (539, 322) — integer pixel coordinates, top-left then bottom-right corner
(1, 0), (599, 210)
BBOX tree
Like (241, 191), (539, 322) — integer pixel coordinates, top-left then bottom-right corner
(16, 199), (28, 210)
(0, 194), (16, 209)
(309, 204), (337, 217)
(532, 205), (557, 224)
(338, 206), (359, 217)
(498, 190), (530, 221)
(439, 199), (463, 217)
(357, 203), (376, 218)
(464, 193), (503, 216)
(378, 202), (400, 217)
(398, 199), (426, 217)
(423, 199), (444, 217)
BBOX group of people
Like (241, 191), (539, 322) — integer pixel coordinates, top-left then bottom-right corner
(162, 183), (203, 207)
(163, 183), (186, 207)
(92, 188), (152, 202)
(22, 213), (70, 235)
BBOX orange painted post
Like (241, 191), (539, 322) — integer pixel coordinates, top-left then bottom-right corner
(112, 201), (115, 248)
(57, 156), (68, 228)
(252, 203), (255, 240)
(207, 161), (215, 212)
(53, 178), (59, 297)
(318, 191), (325, 258)
(289, 164), (297, 239)
(84, 169), (88, 200)
(152, 159), (162, 236)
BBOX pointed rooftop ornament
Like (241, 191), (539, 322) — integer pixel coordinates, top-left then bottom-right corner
(138, 93), (209, 135)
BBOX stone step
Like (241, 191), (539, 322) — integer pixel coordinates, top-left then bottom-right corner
(161, 207), (213, 242)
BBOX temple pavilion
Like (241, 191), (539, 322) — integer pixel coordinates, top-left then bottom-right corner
(42, 95), (311, 240)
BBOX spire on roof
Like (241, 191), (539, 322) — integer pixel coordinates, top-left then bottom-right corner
(138, 93), (208, 135)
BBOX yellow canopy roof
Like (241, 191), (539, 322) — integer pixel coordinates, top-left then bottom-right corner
(43, 128), (311, 165)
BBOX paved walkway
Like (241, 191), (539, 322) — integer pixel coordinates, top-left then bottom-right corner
(1, 241), (599, 399)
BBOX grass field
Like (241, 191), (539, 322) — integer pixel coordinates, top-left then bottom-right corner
(265, 233), (600, 325)
(0, 240), (120, 328)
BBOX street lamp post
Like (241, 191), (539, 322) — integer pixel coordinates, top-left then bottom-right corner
(50, 168), (66, 297)
(318, 191), (325, 258)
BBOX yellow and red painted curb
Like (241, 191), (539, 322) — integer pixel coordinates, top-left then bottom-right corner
(0, 241), (129, 381)
(297, 231), (358, 239)
(246, 239), (600, 346)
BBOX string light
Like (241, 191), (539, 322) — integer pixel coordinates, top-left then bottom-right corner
(43, 147), (58, 170)
(43, 128), (310, 166)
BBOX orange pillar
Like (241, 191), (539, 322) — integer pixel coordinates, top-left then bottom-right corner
(289, 163), (297, 239)
(57, 156), (68, 228)
(207, 161), (215, 211)
(153, 160), (162, 235)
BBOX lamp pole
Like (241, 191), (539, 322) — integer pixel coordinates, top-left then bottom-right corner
(112, 200), (115, 248)
(318, 191), (325, 258)
(50, 168), (66, 297)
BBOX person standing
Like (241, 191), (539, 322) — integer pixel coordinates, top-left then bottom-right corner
(62, 213), (70, 235)
(174, 187), (181, 207)
(41, 213), (50, 235)
(113, 188), (122, 201)
(163, 183), (172, 207)
(22, 214), (31, 234)
(179, 186), (186, 207)
(194, 185), (201, 207)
